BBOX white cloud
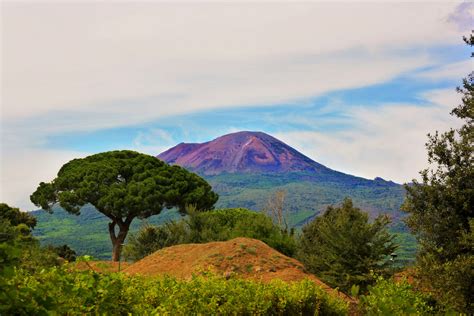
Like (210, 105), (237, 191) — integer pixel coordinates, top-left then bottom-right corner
(2, 2), (463, 124)
(0, 147), (89, 211)
(275, 88), (462, 184)
(131, 128), (176, 155)
(415, 59), (472, 81)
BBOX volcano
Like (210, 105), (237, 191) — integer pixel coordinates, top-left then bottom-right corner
(156, 130), (404, 226)
(157, 131), (329, 175)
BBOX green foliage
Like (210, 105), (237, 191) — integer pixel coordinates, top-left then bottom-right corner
(297, 198), (397, 292)
(0, 220), (22, 274)
(187, 208), (297, 256)
(47, 244), (77, 262)
(123, 208), (297, 261)
(359, 277), (435, 315)
(0, 203), (48, 275)
(30, 150), (218, 260)
(1, 267), (348, 315)
(414, 246), (474, 312)
(0, 203), (36, 230)
(402, 34), (473, 312)
(30, 150), (217, 217)
(122, 220), (188, 261)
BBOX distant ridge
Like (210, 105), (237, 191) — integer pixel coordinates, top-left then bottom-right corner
(157, 131), (330, 175)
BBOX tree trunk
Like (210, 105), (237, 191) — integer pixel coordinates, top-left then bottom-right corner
(109, 220), (130, 262)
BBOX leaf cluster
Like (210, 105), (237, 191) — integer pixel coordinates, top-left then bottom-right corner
(0, 203), (36, 230)
(359, 276), (436, 315)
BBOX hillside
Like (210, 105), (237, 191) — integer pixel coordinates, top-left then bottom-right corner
(158, 131), (406, 224)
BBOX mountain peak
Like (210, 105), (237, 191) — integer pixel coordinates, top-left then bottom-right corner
(157, 131), (327, 175)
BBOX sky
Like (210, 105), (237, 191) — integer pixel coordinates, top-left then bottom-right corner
(1, 1), (473, 210)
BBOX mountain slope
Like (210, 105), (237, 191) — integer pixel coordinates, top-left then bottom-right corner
(157, 131), (329, 175)
(158, 131), (404, 222)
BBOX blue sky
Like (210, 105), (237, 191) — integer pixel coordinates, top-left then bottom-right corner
(1, 1), (472, 210)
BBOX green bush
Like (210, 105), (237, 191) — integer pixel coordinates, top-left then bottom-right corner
(124, 208), (297, 261)
(359, 276), (435, 315)
(1, 267), (348, 315)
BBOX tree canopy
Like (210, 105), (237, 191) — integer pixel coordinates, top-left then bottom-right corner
(0, 203), (37, 230)
(297, 198), (396, 292)
(30, 150), (218, 261)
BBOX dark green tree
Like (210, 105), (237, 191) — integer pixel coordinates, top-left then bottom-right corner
(0, 203), (37, 230)
(30, 150), (218, 261)
(297, 198), (396, 292)
(48, 244), (77, 262)
(401, 34), (473, 312)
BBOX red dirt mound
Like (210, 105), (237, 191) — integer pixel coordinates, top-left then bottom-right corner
(124, 237), (342, 297)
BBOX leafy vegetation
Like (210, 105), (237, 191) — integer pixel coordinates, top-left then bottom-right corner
(297, 198), (397, 292)
(402, 34), (473, 313)
(47, 244), (77, 262)
(2, 267), (348, 315)
(359, 276), (435, 315)
(0, 203), (37, 230)
(123, 208), (297, 261)
(30, 150), (218, 261)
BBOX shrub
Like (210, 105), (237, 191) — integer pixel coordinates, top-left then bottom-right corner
(1, 267), (348, 315)
(359, 276), (435, 315)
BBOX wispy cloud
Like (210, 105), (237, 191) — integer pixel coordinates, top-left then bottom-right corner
(415, 59), (472, 81)
(275, 88), (462, 184)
